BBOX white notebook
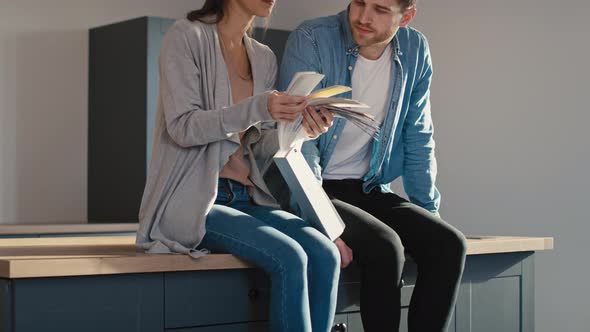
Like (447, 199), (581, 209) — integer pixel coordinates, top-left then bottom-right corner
(273, 145), (345, 240)
(273, 72), (357, 240)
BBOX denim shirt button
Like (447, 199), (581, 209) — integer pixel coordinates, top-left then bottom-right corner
(347, 66), (352, 71)
(333, 135), (338, 140)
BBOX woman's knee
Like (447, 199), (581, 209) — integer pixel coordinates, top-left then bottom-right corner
(294, 234), (340, 282)
(270, 240), (309, 276)
(315, 237), (341, 273)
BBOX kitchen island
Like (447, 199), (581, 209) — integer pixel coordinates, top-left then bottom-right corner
(0, 228), (553, 332)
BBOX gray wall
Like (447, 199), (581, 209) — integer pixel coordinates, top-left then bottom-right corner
(410, 2), (590, 332)
(0, 0), (588, 330)
(275, 3), (590, 329)
(0, 0), (197, 224)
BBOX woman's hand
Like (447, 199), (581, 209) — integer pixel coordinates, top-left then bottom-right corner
(334, 237), (353, 268)
(267, 91), (307, 122)
(302, 106), (334, 139)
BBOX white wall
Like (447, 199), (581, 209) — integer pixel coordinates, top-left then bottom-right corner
(1, 0), (588, 330)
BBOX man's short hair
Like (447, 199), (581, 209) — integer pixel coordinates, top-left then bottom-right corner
(400, 0), (417, 11)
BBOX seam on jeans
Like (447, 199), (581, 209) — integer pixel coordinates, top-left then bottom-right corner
(206, 229), (289, 331)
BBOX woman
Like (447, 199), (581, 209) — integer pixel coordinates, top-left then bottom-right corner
(136, 1), (347, 331)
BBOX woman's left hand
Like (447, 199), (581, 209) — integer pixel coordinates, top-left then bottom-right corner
(302, 106), (334, 139)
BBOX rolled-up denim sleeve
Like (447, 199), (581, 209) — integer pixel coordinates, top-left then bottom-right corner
(402, 36), (441, 214)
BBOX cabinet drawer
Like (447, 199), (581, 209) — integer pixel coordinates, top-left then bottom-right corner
(167, 322), (269, 332)
(13, 274), (163, 332)
(336, 282), (414, 313)
(338, 261), (415, 313)
(165, 269), (270, 328)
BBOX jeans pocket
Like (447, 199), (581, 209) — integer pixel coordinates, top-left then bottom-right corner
(215, 182), (234, 205)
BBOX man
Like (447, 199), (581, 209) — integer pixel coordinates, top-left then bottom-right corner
(278, 1), (467, 331)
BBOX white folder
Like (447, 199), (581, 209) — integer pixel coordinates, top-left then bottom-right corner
(273, 146), (345, 241)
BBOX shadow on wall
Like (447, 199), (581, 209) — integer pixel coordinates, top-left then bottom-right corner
(0, 29), (87, 224)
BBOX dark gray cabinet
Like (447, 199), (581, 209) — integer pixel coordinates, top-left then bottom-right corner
(88, 17), (174, 223)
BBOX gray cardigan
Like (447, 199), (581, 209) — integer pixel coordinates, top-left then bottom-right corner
(136, 19), (281, 258)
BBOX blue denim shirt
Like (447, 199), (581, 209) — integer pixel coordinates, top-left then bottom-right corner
(278, 10), (440, 214)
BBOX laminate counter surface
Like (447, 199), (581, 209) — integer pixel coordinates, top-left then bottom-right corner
(0, 235), (553, 279)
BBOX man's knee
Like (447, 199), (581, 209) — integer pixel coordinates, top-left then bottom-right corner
(365, 233), (406, 269)
(442, 227), (467, 262)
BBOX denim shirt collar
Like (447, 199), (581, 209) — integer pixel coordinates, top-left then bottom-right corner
(337, 9), (402, 58)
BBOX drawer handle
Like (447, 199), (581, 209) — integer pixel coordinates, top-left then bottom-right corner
(332, 323), (347, 332)
(248, 288), (260, 301)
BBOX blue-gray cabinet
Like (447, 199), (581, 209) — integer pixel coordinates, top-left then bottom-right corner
(0, 251), (535, 332)
(1, 274), (163, 332)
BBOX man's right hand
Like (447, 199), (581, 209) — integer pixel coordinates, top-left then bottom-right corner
(302, 106), (334, 139)
(334, 237), (353, 268)
(267, 91), (307, 122)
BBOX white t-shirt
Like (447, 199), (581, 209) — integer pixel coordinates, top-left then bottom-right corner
(323, 45), (393, 180)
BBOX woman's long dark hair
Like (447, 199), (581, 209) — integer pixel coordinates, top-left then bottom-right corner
(186, 0), (270, 35)
(187, 0), (225, 24)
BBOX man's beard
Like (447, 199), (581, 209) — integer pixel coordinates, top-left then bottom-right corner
(351, 22), (393, 47)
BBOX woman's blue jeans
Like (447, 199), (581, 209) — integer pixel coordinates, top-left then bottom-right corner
(200, 178), (341, 332)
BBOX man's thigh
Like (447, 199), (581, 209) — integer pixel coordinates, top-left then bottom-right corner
(356, 191), (465, 262)
(330, 198), (404, 264)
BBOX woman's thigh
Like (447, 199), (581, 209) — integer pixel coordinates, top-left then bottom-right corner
(238, 204), (339, 261)
(201, 204), (308, 272)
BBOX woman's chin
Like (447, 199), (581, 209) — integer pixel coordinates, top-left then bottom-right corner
(254, 8), (273, 18)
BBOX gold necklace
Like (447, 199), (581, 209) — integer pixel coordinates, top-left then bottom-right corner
(219, 36), (253, 81)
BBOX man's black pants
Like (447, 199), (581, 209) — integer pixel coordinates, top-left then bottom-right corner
(323, 179), (467, 332)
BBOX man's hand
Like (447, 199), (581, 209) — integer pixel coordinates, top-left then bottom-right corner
(302, 106), (334, 139)
(334, 237), (353, 268)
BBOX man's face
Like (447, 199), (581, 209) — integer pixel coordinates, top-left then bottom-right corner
(348, 0), (415, 48)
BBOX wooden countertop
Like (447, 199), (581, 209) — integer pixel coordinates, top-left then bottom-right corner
(0, 223), (138, 235)
(0, 235), (553, 279)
